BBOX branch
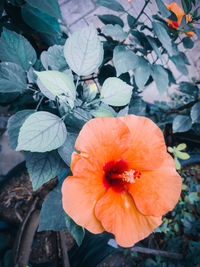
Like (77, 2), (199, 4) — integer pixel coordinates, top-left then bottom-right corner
(60, 231), (71, 267)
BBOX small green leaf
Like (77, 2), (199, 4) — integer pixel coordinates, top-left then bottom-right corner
(90, 107), (114, 118)
(94, 0), (125, 12)
(167, 146), (174, 153)
(58, 132), (77, 166)
(65, 214), (85, 246)
(174, 156), (181, 170)
(191, 102), (200, 123)
(41, 45), (68, 71)
(151, 64), (169, 95)
(113, 46), (138, 77)
(177, 143), (187, 151)
(64, 25), (103, 76)
(16, 111), (67, 152)
(26, 150), (66, 190)
(182, 37), (194, 49)
(7, 110), (35, 150)
(0, 27), (37, 70)
(155, 0), (171, 17)
(146, 36), (163, 63)
(102, 24), (128, 41)
(0, 62), (27, 93)
(101, 77), (132, 106)
(173, 115), (192, 133)
(174, 149), (190, 160)
(97, 14), (124, 27)
(186, 192), (199, 204)
(134, 57), (150, 89)
(35, 70), (76, 108)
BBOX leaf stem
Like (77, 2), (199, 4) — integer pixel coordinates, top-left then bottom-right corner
(35, 96), (44, 111)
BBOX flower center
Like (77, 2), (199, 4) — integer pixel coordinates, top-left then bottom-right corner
(103, 159), (141, 192)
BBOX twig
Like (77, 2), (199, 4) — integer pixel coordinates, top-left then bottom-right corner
(60, 231), (70, 267)
(131, 246), (183, 260)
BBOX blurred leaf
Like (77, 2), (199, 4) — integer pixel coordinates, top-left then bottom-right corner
(175, 156), (181, 170)
(26, 150), (66, 191)
(0, 62), (27, 93)
(97, 14), (124, 27)
(191, 102), (200, 123)
(146, 36), (163, 63)
(35, 70), (76, 108)
(94, 0), (125, 12)
(152, 21), (174, 56)
(21, 3), (60, 35)
(170, 53), (189, 76)
(7, 110), (35, 150)
(41, 45), (68, 71)
(155, 0), (171, 17)
(151, 64), (169, 95)
(26, 0), (62, 19)
(102, 24), (128, 41)
(130, 30), (151, 50)
(128, 96), (146, 116)
(177, 143), (187, 150)
(185, 192), (199, 204)
(179, 81), (198, 96)
(90, 107), (114, 117)
(64, 25), (103, 76)
(38, 169), (69, 232)
(181, 0), (192, 14)
(16, 111), (67, 152)
(165, 68), (176, 85)
(101, 77), (132, 106)
(127, 14), (136, 28)
(0, 27), (36, 70)
(65, 214), (85, 246)
(113, 45), (138, 76)
(65, 108), (92, 131)
(134, 57), (150, 89)
(174, 149), (190, 159)
(58, 132), (77, 166)
(182, 37), (194, 49)
(173, 115), (192, 133)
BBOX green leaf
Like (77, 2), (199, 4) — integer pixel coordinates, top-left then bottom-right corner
(58, 132), (77, 166)
(134, 57), (150, 89)
(177, 143), (186, 150)
(41, 45), (68, 71)
(94, 0), (125, 12)
(191, 102), (200, 123)
(90, 107), (114, 117)
(65, 214), (85, 246)
(16, 111), (67, 152)
(179, 81), (198, 95)
(102, 24), (128, 41)
(101, 77), (132, 106)
(113, 46), (138, 77)
(128, 96), (146, 116)
(174, 156), (181, 170)
(152, 21), (174, 56)
(186, 192), (199, 204)
(35, 70), (76, 108)
(146, 36), (163, 63)
(26, 150), (66, 191)
(0, 62), (27, 93)
(127, 14), (136, 28)
(170, 53), (188, 76)
(97, 14), (124, 27)
(174, 150), (190, 160)
(26, 0), (62, 19)
(151, 64), (169, 95)
(0, 27), (37, 70)
(181, 0), (192, 14)
(182, 37), (194, 49)
(64, 25), (103, 76)
(38, 170), (69, 232)
(21, 3), (60, 35)
(7, 110), (35, 150)
(173, 115), (192, 133)
(155, 0), (171, 17)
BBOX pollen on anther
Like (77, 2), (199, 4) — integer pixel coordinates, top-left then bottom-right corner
(121, 169), (141, 183)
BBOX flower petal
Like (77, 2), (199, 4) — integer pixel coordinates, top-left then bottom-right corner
(62, 174), (105, 234)
(121, 115), (167, 170)
(74, 117), (131, 166)
(128, 154), (182, 217)
(95, 188), (162, 247)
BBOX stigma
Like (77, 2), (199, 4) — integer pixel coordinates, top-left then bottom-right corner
(120, 169), (141, 183)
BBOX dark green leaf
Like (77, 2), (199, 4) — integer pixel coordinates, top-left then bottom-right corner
(181, 0), (192, 14)
(155, 0), (171, 17)
(134, 57), (150, 89)
(41, 45), (68, 71)
(173, 115), (192, 133)
(65, 214), (85, 246)
(94, 0), (125, 12)
(0, 62), (27, 93)
(97, 14), (124, 27)
(128, 96), (146, 116)
(102, 24), (128, 40)
(146, 36), (163, 63)
(152, 21), (174, 56)
(182, 37), (194, 49)
(179, 81), (198, 96)
(7, 110), (35, 150)
(151, 64), (169, 95)
(113, 45), (138, 76)
(130, 30), (151, 50)
(26, 0), (62, 19)
(58, 132), (77, 166)
(165, 68), (176, 85)
(170, 53), (189, 76)
(21, 3), (60, 35)
(127, 14), (136, 28)
(98, 64), (116, 86)
(0, 27), (37, 70)
(38, 170), (69, 232)
(65, 108), (92, 131)
(191, 102), (200, 123)
(26, 150), (66, 191)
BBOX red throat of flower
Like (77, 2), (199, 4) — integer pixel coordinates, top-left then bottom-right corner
(103, 159), (141, 192)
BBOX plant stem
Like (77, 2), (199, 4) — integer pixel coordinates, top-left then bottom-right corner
(135, 0), (151, 23)
(35, 96), (44, 111)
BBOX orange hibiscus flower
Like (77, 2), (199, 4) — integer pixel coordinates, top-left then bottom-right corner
(165, 2), (194, 37)
(62, 115), (182, 247)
